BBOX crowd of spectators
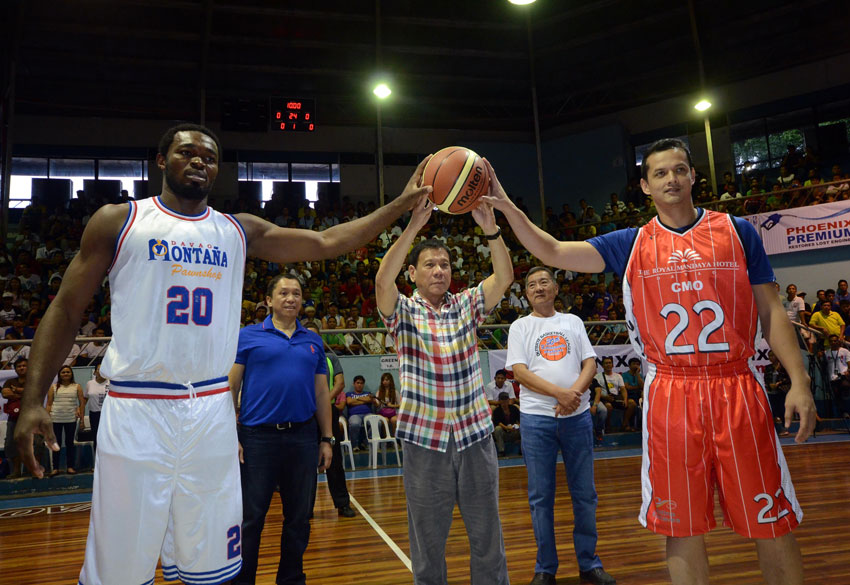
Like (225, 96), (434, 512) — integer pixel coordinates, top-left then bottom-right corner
(1, 149), (849, 365)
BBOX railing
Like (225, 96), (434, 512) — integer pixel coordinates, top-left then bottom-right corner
(1, 320), (841, 366)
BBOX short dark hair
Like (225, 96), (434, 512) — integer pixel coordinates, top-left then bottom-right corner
(158, 123), (222, 158)
(495, 369), (507, 377)
(407, 239), (451, 267)
(14, 357), (27, 367)
(353, 375), (365, 383)
(601, 356), (613, 363)
(628, 357), (641, 366)
(525, 266), (555, 286)
(266, 273), (303, 298)
(640, 138), (693, 180)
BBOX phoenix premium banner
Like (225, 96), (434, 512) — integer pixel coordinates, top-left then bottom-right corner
(746, 200), (850, 255)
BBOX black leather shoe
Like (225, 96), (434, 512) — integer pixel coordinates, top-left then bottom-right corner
(529, 573), (556, 585)
(337, 505), (356, 518)
(579, 567), (616, 585)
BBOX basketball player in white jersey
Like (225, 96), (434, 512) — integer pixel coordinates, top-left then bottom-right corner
(480, 141), (816, 585)
(15, 123), (432, 585)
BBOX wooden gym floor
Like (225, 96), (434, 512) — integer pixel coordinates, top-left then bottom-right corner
(1, 438), (849, 584)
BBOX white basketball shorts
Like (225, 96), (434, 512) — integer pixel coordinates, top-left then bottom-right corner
(78, 377), (242, 585)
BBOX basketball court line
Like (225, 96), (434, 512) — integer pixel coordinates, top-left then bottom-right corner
(349, 494), (413, 572)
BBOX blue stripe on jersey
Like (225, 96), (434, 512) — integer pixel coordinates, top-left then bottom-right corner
(109, 375), (228, 389)
(588, 209), (775, 284)
(162, 559), (242, 584)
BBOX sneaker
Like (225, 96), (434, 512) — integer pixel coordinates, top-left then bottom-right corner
(337, 505), (356, 518)
(579, 567), (616, 585)
(529, 573), (556, 585)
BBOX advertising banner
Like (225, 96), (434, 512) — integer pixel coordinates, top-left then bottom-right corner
(746, 200), (850, 255)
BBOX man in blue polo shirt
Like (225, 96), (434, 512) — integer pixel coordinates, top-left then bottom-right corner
(228, 273), (334, 585)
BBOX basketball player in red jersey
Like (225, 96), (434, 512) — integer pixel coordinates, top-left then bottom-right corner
(482, 139), (816, 585)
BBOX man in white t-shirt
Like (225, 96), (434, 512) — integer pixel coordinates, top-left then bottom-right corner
(826, 334), (850, 418)
(505, 266), (616, 585)
(782, 283), (813, 349)
(484, 369), (513, 407)
(593, 356), (634, 432)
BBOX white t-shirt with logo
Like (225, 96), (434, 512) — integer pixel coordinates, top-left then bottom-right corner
(505, 312), (597, 418)
(594, 371), (625, 399)
(827, 347), (850, 381)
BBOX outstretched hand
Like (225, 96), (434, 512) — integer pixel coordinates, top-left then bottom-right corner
(400, 155), (433, 210)
(478, 158), (514, 213)
(408, 192), (434, 232)
(470, 199), (497, 233)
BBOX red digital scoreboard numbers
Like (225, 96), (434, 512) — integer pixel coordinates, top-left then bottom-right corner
(271, 98), (316, 132)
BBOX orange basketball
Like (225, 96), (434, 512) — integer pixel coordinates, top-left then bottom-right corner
(422, 146), (489, 214)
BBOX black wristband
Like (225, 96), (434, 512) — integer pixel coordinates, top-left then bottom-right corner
(484, 227), (502, 240)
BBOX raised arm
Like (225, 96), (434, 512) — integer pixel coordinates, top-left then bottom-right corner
(239, 157), (431, 264)
(470, 200), (513, 312)
(753, 283), (815, 443)
(375, 193), (433, 317)
(15, 203), (127, 477)
(479, 159), (605, 273)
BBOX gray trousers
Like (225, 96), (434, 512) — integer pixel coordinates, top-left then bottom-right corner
(402, 433), (510, 585)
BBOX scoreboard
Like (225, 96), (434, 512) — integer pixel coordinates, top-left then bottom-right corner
(271, 98), (316, 132)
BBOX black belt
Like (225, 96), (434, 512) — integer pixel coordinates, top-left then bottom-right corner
(245, 419), (314, 431)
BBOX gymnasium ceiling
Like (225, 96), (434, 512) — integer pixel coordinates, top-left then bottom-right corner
(3, 0), (850, 133)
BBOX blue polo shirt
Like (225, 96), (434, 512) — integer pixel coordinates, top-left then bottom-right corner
(235, 316), (328, 426)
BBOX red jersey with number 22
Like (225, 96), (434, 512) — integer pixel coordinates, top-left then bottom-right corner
(623, 210), (758, 367)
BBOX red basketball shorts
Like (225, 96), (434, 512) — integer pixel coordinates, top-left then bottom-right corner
(638, 360), (802, 539)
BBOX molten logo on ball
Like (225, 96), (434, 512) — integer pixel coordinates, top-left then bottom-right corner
(455, 164), (485, 210)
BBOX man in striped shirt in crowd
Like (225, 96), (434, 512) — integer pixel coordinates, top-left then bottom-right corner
(375, 163), (513, 585)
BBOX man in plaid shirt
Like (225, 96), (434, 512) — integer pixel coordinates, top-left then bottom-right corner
(376, 160), (514, 585)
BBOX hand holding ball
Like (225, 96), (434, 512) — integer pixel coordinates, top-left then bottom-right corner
(421, 147), (489, 214)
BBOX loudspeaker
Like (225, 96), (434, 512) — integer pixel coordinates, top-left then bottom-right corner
(31, 178), (72, 211)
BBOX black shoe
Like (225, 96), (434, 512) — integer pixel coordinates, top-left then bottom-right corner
(579, 567), (616, 585)
(337, 505), (356, 518)
(529, 573), (556, 585)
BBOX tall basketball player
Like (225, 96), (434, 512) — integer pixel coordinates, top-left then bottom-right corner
(14, 123), (432, 585)
(481, 139), (816, 585)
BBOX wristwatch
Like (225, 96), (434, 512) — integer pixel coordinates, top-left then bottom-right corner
(320, 436), (337, 446)
(484, 227), (502, 240)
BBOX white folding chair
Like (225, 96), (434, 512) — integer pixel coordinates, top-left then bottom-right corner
(337, 416), (355, 471)
(73, 417), (95, 469)
(364, 414), (402, 469)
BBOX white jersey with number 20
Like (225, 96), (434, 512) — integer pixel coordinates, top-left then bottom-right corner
(100, 196), (246, 384)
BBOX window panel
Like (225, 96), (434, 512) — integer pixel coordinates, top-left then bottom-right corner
(291, 163), (331, 182)
(250, 162), (289, 181)
(11, 157), (48, 176)
(49, 158), (95, 178)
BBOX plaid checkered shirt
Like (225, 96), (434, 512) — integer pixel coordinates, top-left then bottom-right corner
(381, 283), (493, 452)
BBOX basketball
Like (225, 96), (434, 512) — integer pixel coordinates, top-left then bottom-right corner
(422, 146), (489, 214)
